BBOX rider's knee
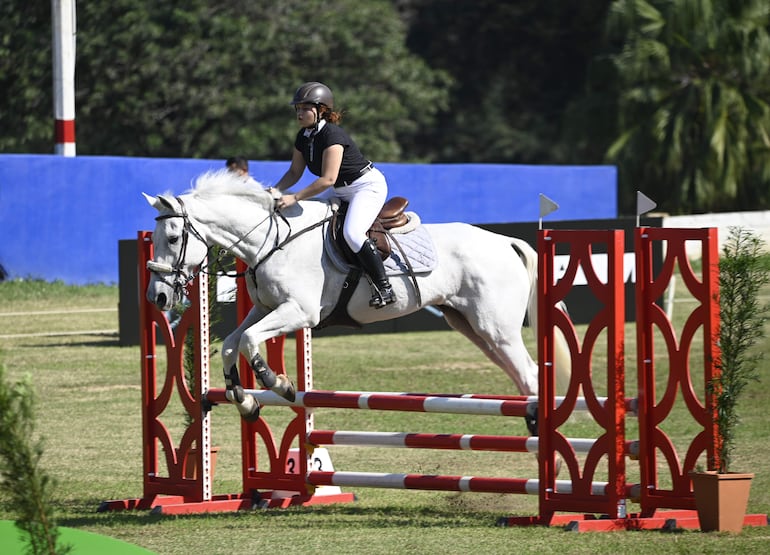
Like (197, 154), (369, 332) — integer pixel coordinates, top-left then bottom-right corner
(343, 227), (366, 253)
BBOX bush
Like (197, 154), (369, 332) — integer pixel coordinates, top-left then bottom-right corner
(713, 227), (770, 473)
(0, 361), (70, 554)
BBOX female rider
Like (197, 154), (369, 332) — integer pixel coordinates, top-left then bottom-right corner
(273, 82), (395, 308)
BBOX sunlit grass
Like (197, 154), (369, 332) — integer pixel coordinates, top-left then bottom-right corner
(1, 277), (769, 555)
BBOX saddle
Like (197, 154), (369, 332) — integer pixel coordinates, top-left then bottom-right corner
(332, 196), (410, 262)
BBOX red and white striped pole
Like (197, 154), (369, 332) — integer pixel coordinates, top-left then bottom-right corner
(52, 0), (76, 156)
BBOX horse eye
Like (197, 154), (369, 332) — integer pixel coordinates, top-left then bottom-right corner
(168, 236), (180, 245)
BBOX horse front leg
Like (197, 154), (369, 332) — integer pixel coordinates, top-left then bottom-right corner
(220, 307), (263, 422)
(239, 300), (317, 404)
(248, 351), (296, 402)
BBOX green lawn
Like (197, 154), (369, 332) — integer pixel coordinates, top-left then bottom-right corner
(1, 278), (769, 554)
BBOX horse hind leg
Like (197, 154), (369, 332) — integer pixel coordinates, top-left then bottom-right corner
(439, 306), (508, 379)
(442, 307), (538, 435)
(440, 306), (538, 396)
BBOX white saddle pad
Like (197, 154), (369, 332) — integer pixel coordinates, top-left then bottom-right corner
(325, 213), (438, 276)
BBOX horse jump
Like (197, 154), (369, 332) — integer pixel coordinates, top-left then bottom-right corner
(101, 227), (767, 531)
(205, 379), (633, 498)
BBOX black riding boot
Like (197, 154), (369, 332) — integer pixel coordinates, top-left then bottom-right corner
(355, 238), (395, 308)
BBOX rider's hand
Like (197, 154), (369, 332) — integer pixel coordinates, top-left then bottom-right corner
(277, 194), (298, 210)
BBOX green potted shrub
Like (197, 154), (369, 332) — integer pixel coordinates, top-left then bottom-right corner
(690, 227), (769, 532)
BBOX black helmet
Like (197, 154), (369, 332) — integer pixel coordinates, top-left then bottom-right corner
(290, 82), (334, 109)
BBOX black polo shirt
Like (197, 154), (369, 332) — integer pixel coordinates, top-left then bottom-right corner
(294, 123), (370, 187)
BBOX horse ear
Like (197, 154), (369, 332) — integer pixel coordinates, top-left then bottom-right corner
(142, 192), (158, 208)
(142, 192), (174, 212)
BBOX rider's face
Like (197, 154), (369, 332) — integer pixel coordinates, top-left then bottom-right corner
(295, 103), (318, 127)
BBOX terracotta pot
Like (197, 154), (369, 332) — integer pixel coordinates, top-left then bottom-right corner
(182, 446), (220, 480)
(690, 470), (754, 532)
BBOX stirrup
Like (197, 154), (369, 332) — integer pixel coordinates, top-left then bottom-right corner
(369, 284), (395, 308)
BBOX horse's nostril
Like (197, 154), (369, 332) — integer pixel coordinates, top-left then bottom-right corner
(156, 293), (167, 308)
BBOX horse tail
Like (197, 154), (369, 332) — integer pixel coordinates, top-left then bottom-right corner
(510, 237), (572, 395)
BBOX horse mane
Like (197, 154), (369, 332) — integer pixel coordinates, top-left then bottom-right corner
(187, 169), (273, 210)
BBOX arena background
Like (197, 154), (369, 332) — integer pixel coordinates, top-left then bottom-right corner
(11, 154), (767, 341)
(0, 154), (616, 284)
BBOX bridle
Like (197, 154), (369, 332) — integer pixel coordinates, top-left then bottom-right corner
(146, 194), (332, 300)
(146, 197), (211, 301)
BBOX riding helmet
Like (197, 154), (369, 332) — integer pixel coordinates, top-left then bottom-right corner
(290, 82), (334, 109)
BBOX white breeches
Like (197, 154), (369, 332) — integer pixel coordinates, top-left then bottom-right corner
(332, 167), (387, 252)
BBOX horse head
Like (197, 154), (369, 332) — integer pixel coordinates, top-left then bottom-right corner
(143, 192), (210, 311)
(142, 170), (280, 311)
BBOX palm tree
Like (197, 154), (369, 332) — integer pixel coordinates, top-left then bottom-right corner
(603, 0), (770, 214)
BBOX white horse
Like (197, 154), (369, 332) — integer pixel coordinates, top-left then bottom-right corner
(144, 169), (571, 425)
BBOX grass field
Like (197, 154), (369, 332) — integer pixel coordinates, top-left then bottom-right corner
(1, 277), (769, 554)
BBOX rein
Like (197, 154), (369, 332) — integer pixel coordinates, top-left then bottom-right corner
(252, 211), (332, 270)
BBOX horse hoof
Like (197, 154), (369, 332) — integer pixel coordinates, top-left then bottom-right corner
(226, 385), (246, 404)
(274, 374), (296, 402)
(524, 403), (538, 436)
(241, 404), (261, 423)
(237, 396), (261, 422)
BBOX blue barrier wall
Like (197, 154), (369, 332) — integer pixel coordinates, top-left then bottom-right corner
(0, 154), (616, 284)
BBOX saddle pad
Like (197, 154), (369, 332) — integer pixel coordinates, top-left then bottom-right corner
(325, 218), (438, 276)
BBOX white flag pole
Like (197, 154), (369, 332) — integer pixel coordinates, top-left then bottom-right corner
(52, 0), (76, 156)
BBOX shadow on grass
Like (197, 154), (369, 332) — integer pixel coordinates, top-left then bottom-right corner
(19, 338), (122, 348)
(57, 499), (698, 535)
(58, 501), (510, 530)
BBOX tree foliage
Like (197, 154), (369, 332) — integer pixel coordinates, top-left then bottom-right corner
(404, 0), (613, 163)
(3, 0), (450, 161)
(2, 0), (769, 215)
(600, 0), (770, 214)
(0, 2), (53, 153)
